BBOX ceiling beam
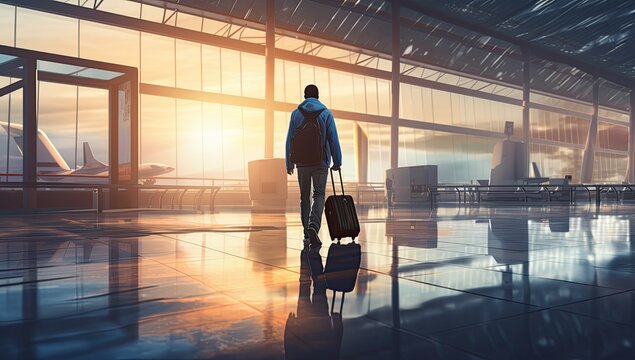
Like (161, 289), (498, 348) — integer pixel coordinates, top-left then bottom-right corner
(0, 0), (265, 56)
(394, 0), (632, 88)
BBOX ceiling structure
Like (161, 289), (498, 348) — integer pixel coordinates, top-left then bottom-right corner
(135, 0), (635, 111)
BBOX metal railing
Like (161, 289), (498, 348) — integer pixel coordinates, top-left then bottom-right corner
(418, 183), (635, 207)
(0, 182), (220, 213)
(139, 185), (220, 211)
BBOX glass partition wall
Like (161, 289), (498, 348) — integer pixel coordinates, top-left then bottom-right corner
(0, 43), (137, 209)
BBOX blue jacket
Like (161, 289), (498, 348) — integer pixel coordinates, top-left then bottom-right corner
(285, 98), (342, 171)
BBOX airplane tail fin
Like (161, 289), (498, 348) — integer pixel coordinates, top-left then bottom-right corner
(82, 142), (106, 168)
(0, 121), (71, 171)
(532, 162), (542, 178)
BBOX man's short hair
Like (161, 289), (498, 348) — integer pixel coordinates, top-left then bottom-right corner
(304, 84), (319, 99)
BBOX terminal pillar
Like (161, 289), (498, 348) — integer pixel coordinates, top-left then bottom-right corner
(22, 58), (37, 209)
(580, 78), (599, 183)
(390, 0), (400, 169)
(264, 0), (275, 159)
(521, 48), (530, 178)
(626, 90), (635, 183)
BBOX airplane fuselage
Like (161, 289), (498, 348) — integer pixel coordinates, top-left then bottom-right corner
(38, 162), (174, 183)
(1, 122), (174, 184)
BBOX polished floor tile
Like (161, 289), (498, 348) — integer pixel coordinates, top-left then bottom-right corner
(3, 204), (635, 358)
(411, 267), (618, 307)
(430, 309), (635, 359)
(556, 290), (635, 326)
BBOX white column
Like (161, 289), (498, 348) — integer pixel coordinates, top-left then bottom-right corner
(521, 48), (530, 178)
(580, 78), (599, 183)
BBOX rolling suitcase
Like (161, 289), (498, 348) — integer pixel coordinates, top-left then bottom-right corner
(324, 241), (361, 314)
(325, 169), (360, 241)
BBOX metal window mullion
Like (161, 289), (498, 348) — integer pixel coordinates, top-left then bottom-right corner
(626, 91), (635, 182)
(390, 0), (400, 169)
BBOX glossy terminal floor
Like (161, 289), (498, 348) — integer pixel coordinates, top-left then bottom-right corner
(3, 204), (635, 359)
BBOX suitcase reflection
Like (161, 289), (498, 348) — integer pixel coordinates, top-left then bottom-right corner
(284, 242), (361, 360)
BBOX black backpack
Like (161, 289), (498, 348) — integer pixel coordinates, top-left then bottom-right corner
(290, 108), (325, 166)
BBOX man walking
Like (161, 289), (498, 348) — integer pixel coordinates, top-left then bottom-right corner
(286, 84), (342, 248)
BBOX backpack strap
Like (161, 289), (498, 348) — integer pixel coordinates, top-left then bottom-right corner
(298, 108), (325, 125)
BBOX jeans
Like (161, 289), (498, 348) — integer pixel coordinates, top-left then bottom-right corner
(297, 166), (329, 238)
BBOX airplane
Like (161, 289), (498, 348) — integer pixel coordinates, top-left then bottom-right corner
(0, 122), (174, 184)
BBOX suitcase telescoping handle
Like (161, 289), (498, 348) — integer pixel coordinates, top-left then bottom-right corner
(330, 168), (345, 196)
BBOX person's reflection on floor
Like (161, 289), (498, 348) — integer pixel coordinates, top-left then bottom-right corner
(284, 248), (343, 360)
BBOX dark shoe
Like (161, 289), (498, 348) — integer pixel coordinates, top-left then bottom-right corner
(308, 227), (322, 248)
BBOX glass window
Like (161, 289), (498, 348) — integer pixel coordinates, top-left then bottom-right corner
(16, 8), (78, 57)
(530, 109), (589, 145)
(593, 152), (627, 183)
(273, 111), (290, 159)
(530, 143), (582, 183)
(37, 82), (77, 169)
(0, 88), (23, 182)
(97, 1), (140, 18)
(276, 34), (389, 71)
(335, 119), (356, 182)
(220, 104), (245, 179)
(299, 63), (315, 95)
(473, 98), (492, 131)
(364, 77), (378, 115)
(242, 107), (265, 170)
(283, 60), (301, 103)
(140, 3), (165, 24)
(77, 86), (108, 169)
(141, 33), (175, 86)
(377, 79), (391, 117)
(362, 122), (390, 183)
(241, 52), (265, 99)
(599, 107), (629, 123)
(202, 102), (223, 180)
(176, 99), (203, 183)
(399, 83), (412, 120)
(451, 93), (465, 126)
(351, 75), (366, 114)
(202, 45), (221, 93)
(314, 67), (330, 107)
(398, 127), (416, 168)
(329, 70), (353, 112)
(176, 12), (203, 31)
(80, 20), (139, 68)
(531, 92), (593, 115)
(220, 48), (242, 96)
(467, 136), (497, 182)
(400, 84), (520, 133)
(274, 60), (285, 102)
(399, 127), (496, 183)
(463, 96), (475, 128)
(597, 122), (628, 152)
(0, 4), (15, 46)
(176, 39), (201, 90)
(141, 94), (176, 184)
